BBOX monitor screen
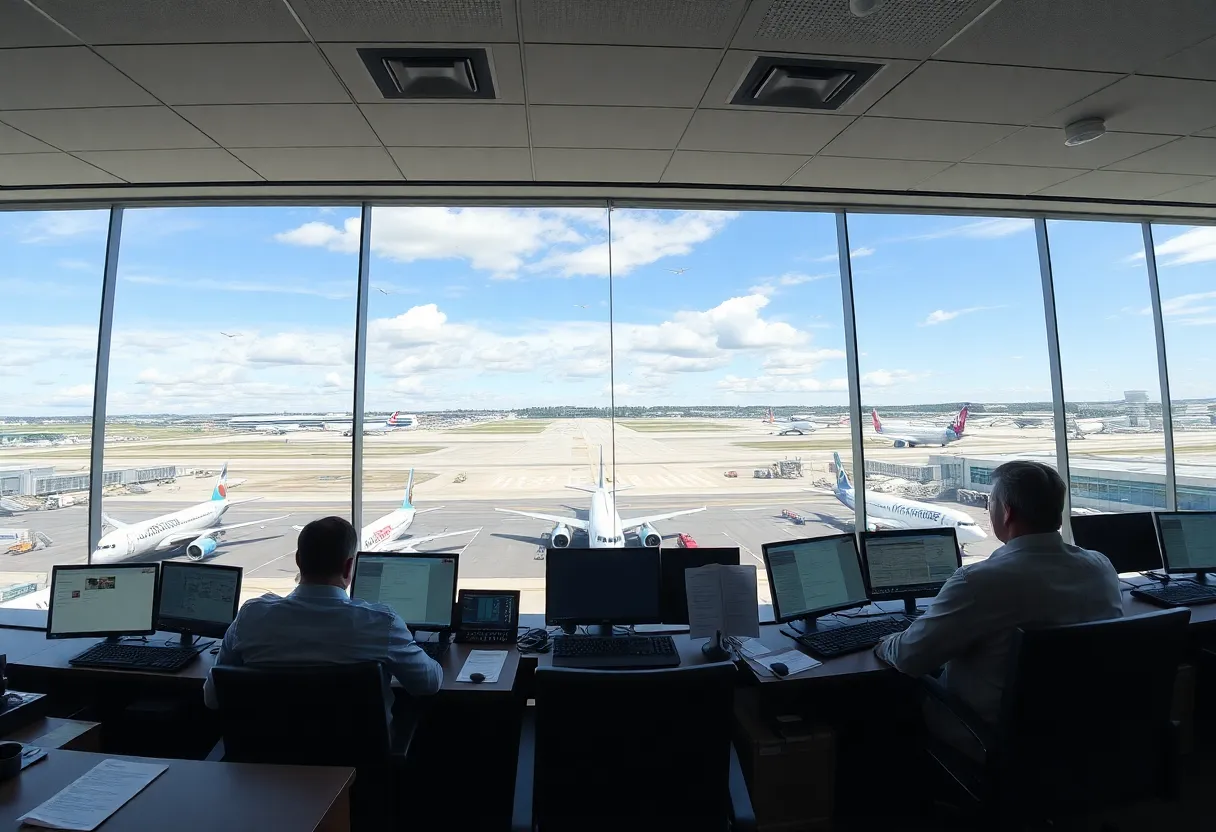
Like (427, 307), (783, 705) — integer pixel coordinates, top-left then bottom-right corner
(48, 564), (159, 638)
(351, 552), (458, 629)
(762, 535), (868, 623)
(157, 562), (243, 638)
(1156, 512), (1216, 573)
(457, 590), (519, 629)
(545, 548), (661, 626)
(1071, 512), (1163, 574)
(659, 547), (741, 624)
(860, 529), (961, 600)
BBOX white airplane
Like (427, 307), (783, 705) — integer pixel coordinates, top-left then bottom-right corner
(825, 452), (987, 544)
(871, 405), (969, 448)
(341, 411), (413, 436)
(764, 408), (847, 435)
(93, 464), (288, 564)
(496, 449), (706, 548)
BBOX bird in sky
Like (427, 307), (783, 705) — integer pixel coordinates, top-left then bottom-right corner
(573, 304), (589, 309)
(220, 332), (241, 338)
(666, 267), (689, 274)
(376, 287), (391, 295)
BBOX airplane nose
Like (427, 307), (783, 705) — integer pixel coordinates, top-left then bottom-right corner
(963, 526), (988, 541)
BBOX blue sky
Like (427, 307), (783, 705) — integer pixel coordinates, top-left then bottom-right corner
(2, 205), (1213, 416)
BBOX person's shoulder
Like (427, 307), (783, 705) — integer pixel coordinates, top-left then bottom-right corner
(234, 592), (283, 616)
(344, 596), (404, 625)
(1067, 543), (1118, 572)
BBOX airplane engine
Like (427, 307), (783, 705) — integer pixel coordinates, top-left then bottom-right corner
(893, 440), (908, 448)
(640, 524), (661, 547)
(550, 524), (571, 548)
(185, 536), (218, 561)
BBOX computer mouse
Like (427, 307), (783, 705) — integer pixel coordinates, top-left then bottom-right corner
(469, 672), (486, 684)
(770, 662), (789, 677)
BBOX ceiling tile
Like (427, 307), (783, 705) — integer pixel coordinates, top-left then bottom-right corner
(678, 109), (851, 156)
(819, 117), (1017, 162)
(0, 48), (156, 110)
(322, 43), (525, 105)
(1106, 137), (1216, 175)
(525, 45), (720, 107)
(0, 107), (215, 151)
(1151, 177), (1216, 203)
(0, 123), (56, 154)
(529, 106), (692, 149)
(869, 62), (1119, 124)
(0, 0), (76, 47)
(1044, 75), (1216, 136)
(75, 149), (261, 182)
(175, 104), (380, 148)
(966, 127), (1174, 169)
(293, 0), (517, 42)
(533, 148), (669, 182)
(98, 44), (349, 105)
(0, 152), (120, 186)
(30, 0), (305, 43)
(389, 147), (533, 180)
(787, 157), (950, 189)
(230, 147), (401, 181)
(1138, 34), (1216, 80)
(361, 104), (528, 147)
(914, 163), (1085, 194)
(521, 0), (746, 48)
(662, 150), (807, 185)
(1036, 170), (1210, 199)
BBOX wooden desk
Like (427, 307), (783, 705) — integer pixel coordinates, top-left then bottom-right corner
(435, 640), (521, 697)
(8, 633), (218, 694)
(4, 717), (101, 751)
(0, 627), (61, 664)
(0, 750), (353, 832)
(1121, 577), (1216, 625)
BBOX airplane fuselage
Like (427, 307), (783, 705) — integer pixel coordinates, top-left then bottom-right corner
(836, 486), (985, 543)
(93, 501), (229, 563)
(876, 425), (962, 447)
(362, 507), (416, 551)
(587, 490), (627, 548)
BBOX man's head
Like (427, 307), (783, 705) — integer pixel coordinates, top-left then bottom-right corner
(988, 461), (1066, 543)
(296, 516), (359, 587)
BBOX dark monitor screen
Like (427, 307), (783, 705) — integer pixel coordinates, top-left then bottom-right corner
(1155, 511), (1216, 574)
(456, 589), (519, 630)
(659, 547), (742, 625)
(860, 528), (961, 601)
(1070, 512), (1163, 574)
(351, 551), (458, 630)
(48, 564), (159, 639)
(157, 561), (243, 639)
(761, 534), (868, 623)
(545, 548), (661, 626)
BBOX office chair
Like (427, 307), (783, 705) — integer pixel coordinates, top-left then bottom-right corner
(921, 608), (1190, 829)
(511, 662), (756, 832)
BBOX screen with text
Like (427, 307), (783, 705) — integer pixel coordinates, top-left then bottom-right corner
(766, 537), (868, 620)
(1159, 513), (1216, 571)
(864, 533), (959, 595)
(49, 566), (158, 636)
(352, 555), (456, 628)
(158, 563), (240, 626)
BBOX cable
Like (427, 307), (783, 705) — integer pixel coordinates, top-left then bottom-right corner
(517, 627), (553, 654)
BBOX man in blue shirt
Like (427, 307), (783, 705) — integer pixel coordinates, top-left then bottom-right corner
(203, 516), (443, 722)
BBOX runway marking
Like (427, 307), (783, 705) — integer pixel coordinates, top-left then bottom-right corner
(720, 531), (764, 566)
(245, 550), (294, 578)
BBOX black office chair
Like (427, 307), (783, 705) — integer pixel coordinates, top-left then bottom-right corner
(921, 608), (1190, 829)
(511, 662), (756, 832)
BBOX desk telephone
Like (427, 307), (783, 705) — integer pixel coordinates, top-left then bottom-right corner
(454, 589), (520, 645)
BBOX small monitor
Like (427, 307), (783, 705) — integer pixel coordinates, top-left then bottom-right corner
(1155, 511), (1216, 577)
(860, 528), (961, 614)
(350, 551), (459, 631)
(157, 561), (243, 644)
(761, 534), (868, 625)
(660, 547), (742, 625)
(1071, 512), (1163, 574)
(545, 547), (661, 630)
(456, 589), (520, 632)
(48, 564), (159, 639)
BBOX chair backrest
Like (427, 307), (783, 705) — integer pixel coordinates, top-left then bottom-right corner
(994, 608), (1190, 816)
(532, 662), (736, 827)
(212, 662), (392, 767)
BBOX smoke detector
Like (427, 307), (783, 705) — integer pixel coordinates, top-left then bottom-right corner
(850, 0), (888, 16)
(1064, 117), (1106, 147)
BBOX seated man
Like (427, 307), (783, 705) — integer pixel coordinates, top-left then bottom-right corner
(875, 460), (1122, 758)
(203, 516), (442, 725)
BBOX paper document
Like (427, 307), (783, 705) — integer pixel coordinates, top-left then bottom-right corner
(19, 758), (168, 831)
(456, 650), (508, 684)
(755, 650), (821, 679)
(735, 638), (770, 660)
(685, 564), (761, 640)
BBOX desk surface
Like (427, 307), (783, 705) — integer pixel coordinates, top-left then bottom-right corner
(0, 750), (353, 832)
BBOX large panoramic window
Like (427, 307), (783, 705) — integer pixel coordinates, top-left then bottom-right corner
(102, 207), (359, 604)
(848, 214), (1054, 563)
(0, 210), (108, 609)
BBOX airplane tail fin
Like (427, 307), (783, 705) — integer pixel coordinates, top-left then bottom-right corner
(832, 452), (852, 492)
(952, 405), (969, 435)
(598, 446), (606, 489)
(402, 469), (415, 508)
(871, 409), (882, 432)
(211, 462), (229, 501)
(102, 513), (128, 530)
(387, 410), (400, 427)
(766, 407), (774, 424)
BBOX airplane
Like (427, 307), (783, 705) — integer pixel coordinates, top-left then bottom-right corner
(341, 411), (410, 436)
(92, 464), (288, 564)
(764, 408), (847, 435)
(871, 405), (968, 448)
(665, 267), (689, 274)
(825, 452), (987, 545)
(219, 331), (241, 338)
(495, 448), (706, 548)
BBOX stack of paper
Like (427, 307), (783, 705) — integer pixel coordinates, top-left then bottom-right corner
(19, 758), (167, 831)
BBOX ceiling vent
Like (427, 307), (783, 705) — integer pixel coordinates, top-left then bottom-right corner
(731, 56), (881, 110)
(358, 48), (496, 100)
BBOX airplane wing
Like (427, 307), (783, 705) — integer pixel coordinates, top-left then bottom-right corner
(376, 528), (480, 552)
(224, 496), (264, 506)
(161, 514), (290, 546)
(101, 513), (129, 529)
(494, 508), (590, 531)
(882, 433), (921, 445)
(866, 517), (909, 532)
(620, 507), (706, 532)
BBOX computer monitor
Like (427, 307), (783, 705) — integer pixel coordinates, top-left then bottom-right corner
(859, 528), (961, 616)
(1070, 512), (1163, 574)
(350, 551), (459, 631)
(1155, 511), (1216, 580)
(761, 534), (869, 628)
(156, 561), (243, 645)
(545, 547), (661, 634)
(659, 547), (741, 625)
(47, 564), (159, 640)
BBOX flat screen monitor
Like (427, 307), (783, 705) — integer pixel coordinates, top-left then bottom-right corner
(350, 551), (459, 631)
(545, 547), (661, 628)
(859, 528), (961, 609)
(1070, 512), (1163, 574)
(659, 547), (741, 625)
(157, 561), (243, 642)
(456, 589), (520, 633)
(47, 564), (159, 639)
(761, 534), (868, 624)
(1154, 511), (1216, 576)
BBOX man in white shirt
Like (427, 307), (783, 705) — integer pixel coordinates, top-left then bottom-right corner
(875, 460), (1123, 757)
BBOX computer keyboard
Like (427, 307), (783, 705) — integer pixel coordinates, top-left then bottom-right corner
(69, 642), (203, 673)
(1132, 582), (1216, 608)
(552, 635), (680, 669)
(794, 617), (913, 659)
(417, 640), (450, 661)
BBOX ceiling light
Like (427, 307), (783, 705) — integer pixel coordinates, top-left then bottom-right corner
(849, 0), (888, 17)
(1064, 117), (1106, 147)
(731, 57), (882, 111)
(358, 48), (496, 100)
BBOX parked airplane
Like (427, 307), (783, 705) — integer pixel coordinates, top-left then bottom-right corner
(340, 411), (414, 436)
(825, 452), (986, 544)
(92, 464), (287, 564)
(334, 470), (478, 552)
(871, 406), (969, 448)
(764, 408), (847, 435)
(496, 449), (706, 548)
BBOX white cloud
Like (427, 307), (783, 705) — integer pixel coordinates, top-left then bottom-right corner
(851, 246), (876, 258)
(919, 305), (1003, 326)
(1158, 290), (1216, 326)
(762, 348), (846, 375)
(1150, 227), (1216, 267)
(57, 259), (97, 272)
(321, 372), (345, 389)
(122, 272), (354, 300)
(861, 369), (924, 387)
(540, 210), (736, 277)
(907, 218), (1033, 241)
(718, 375), (847, 393)
(18, 211), (107, 243)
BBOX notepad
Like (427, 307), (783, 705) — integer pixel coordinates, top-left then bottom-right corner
(456, 650), (508, 684)
(19, 758), (167, 831)
(755, 650), (821, 679)
(685, 563), (760, 640)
